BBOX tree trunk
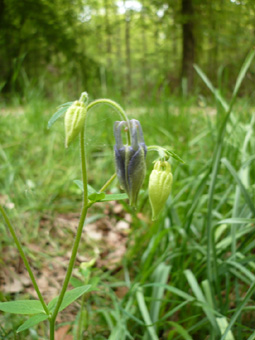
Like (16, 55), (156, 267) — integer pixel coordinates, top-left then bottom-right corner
(125, 8), (132, 94)
(140, 0), (147, 92)
(181, 0), (195, 93)
(104, 0), (112, 68)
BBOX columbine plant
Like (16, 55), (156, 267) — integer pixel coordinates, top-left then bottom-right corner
(0, 92), (181, 338)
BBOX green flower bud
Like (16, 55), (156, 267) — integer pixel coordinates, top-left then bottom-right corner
(65, 100), (87, 148)
(149, 161), (173, 220)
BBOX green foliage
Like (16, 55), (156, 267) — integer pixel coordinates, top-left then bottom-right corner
(47, 285), (93, 313)
(1, 0), (255, 100)
(0, 300), (45, 315)
(1, 53), (255, 339)
(73, 180), (128, 202)
(0, 285), (93, 334)
(17, 314), (49, 333)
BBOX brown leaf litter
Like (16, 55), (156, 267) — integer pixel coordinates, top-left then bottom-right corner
(0, 201), (132, 317)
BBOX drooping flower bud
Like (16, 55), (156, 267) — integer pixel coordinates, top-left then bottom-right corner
(114, 119), (147, 206)
(65, 100), (87, 148)
(149, 161), (173, 220)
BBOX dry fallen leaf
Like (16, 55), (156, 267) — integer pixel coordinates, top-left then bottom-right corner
(55, 325), (73, 340)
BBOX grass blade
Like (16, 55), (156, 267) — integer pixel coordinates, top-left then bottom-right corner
(149, 263), (171, 324)
(220, 281), (255, 340)
(167, 321), (193, 340)
(221, 158), (255, 217)
(136, 287), (159, 340)
(231, 50), (255, 100)
(216, 317), (235, 340)
(184, 270), (218, 332)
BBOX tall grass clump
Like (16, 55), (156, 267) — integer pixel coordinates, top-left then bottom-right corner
(86, 51), (255, 340)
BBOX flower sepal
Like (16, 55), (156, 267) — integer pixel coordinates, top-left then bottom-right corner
(114, 119), (147, 207)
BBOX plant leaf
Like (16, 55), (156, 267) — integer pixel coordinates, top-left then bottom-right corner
(167, 321), (193, 340)
(217, 218), (255, 225)
(221, 158), (255, 217)
(165, 149), (185, 164)
(184, 270), (218, 331)
(194, 64), (228, 111)
(88, 192), (106, 202)
(17, 314), (49, 333)
(48, 285), (92, 312)
(0, 300), (45, 315)
(73, 180), (97, 196)
(47, 101), (74, 129)
(101, 193), (128, 201)
(220, 281), (255, 340)
(70, 277), (84, 288)
(73, 180), (128, 201)
(136, 287), (159, 340)
(232, 50), (255, 100)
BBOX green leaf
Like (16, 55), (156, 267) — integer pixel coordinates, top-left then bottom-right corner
(88, 192), (106, 202)
(47, 101), (74, 129)
(184, 270), (218, 331)
(73, 180), (128, 202)
(0, 300), (45, 315)
(232, 50), (255, 100)
(221, 158), (255, 217)
(48, 285), (92, 312)
(70, 277), (84, 288)
(167, 321), (193, 340)
(194, 64), (216, 93)
(142, 283), (194, 301)
(17, 314), (49, 333)
(217, 218), (255, 225)
(194, 64), (228, 111)
(101, 193), (128, 201)
(247, 333), (255, 340)
(73, 180), (96, 196)
(149, 263), (171, 324)
(165, 149), (185, 164)
(220, 281), (255, 340)
(136, 287), (159, 340)
(216, 317), (235, 340)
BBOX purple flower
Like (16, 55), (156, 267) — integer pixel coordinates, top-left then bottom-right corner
(114, 119), (147, 206)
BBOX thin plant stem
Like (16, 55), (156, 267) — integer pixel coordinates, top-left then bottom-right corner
(49, 126), (89, 339)
(86, 99), (131, 144)
(0, 205), (49, 316)
(76, 293), (86, 339)
(99, 173), (117, 193)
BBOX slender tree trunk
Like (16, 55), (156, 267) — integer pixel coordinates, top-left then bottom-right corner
(104, 0), (112, 68)
(140, 0), (147, 93)
(180, 0), (195, 93)
(208, 1), (218, 80)
(115, 4), (124, 94)
(124, 8), (132, 93)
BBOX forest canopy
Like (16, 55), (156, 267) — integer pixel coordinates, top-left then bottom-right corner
(1, 0), (255, 100)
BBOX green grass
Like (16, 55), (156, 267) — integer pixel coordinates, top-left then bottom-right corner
(1, 61), (255, 339)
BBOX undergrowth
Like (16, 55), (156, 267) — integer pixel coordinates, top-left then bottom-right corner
(0, 56), (255, 339)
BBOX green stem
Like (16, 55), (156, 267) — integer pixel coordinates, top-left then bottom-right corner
(49, 318), (55, 340)
(50, 126), (89, 338)
(80, 126), (88, 205)
(76, 293), (86, 339)
(0, 205), (49, 316)
(99, 173), (117, 193)
(86, 99), (130, 144)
